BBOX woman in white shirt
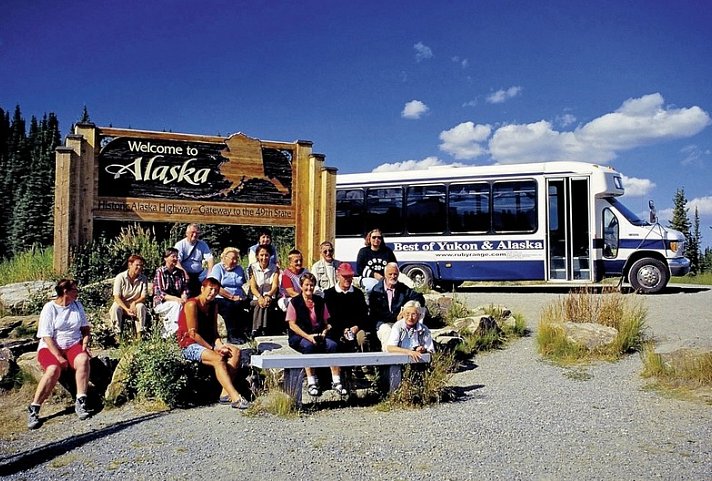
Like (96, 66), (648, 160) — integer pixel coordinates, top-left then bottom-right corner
(27, 279), (92, 429)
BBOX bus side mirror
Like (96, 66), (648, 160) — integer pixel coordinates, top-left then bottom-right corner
(648, 200), (657, 224)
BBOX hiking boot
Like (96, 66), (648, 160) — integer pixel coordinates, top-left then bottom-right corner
(27, 404), (41, 430)
(75, 396), (91, 420)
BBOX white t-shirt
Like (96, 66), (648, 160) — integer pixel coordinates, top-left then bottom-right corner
(36, 300), (89, 350)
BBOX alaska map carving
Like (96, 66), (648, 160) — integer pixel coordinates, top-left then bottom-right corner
(219, 133), (289, 196)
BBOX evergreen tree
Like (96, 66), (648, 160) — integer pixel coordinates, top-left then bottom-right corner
(80, 105), (91, 123)
(686, 207), (701, 274)
(668, 188), (692, 266)
(701, 246), (712, 273)
(9, 113), (61, 253)
(0, 108), (10, 256)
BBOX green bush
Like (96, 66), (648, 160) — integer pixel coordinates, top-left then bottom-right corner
(122, 334), (193, 408)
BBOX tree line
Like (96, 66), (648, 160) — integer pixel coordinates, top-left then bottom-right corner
(0, 103), (710, 275)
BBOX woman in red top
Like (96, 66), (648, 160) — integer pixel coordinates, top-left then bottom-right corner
(177, 277), (249, 409)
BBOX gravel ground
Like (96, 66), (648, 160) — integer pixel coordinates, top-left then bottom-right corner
(1, 286), (711, 480)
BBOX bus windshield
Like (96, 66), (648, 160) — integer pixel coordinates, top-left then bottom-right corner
(606, 197), (650, 226)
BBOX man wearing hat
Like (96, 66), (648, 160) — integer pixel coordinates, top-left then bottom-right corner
(324, 263), (370, 351)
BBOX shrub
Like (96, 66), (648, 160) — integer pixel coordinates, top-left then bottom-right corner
(641, 344), (712, 395)
(121, 334), (193, 408)
(537, 288), (647, 364)
(380, 351), (456, 408)
(70, 224), (167, 285)
(0, 245), (56, 286)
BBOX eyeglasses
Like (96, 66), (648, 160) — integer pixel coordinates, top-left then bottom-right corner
(371, 236), (383, 240)
(322, 249), (334, 254)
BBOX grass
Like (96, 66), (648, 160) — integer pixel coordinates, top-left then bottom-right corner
(537, 287), (647, 365)
(378, 351), (457, 410)
(245, 369), (298, 417)
(0, 246), (56, 286)
(641, 344), (712, 403)
(671, 271), (712, 286)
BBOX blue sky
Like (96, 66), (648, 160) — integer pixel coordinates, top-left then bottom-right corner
(2, 0), (711, 246)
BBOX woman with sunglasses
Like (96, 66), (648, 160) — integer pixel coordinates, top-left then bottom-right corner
(310, 240), (341, 295)
(356, 228), (397, 293)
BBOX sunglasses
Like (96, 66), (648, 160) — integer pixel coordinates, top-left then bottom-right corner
(371, 235), (383, 240)
(322, 249), (334, 254)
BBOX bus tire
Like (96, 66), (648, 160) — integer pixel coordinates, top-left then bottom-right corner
(402, 265), (433, 289)
(628, 258), (669, 294)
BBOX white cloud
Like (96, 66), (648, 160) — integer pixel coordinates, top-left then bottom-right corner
(556, 113), (577, 128)
(486, 86), (522, 104)
(451, 56), (469, 68)
(414, 42), (433, 62)
(462, 99), (478, 108)
(620, 175), (656, 197)
(688, 196), (712, 216)
(372, 156), (466, 172)
(486, 93), (711, 164)
(438, 121), (492, 159)
(401, 100), (430, 119)
(680, 144), (709, 167)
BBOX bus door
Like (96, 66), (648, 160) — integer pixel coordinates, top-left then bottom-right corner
(547, 178), (591, 281)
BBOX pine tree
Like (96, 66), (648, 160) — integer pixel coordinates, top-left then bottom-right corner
(9, 113), (61, 252)
(687, 207), (701, 274)
(668, 188), (692, 265)
(0, 108), (10, 256)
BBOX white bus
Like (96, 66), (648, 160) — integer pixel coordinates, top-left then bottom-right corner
(335, 161), (690, 294)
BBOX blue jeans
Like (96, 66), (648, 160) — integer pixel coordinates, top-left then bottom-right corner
(289, 335), (338, 354)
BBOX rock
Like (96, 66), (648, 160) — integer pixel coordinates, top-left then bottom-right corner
(472, 304), (511, 319)
(562, 322), (618, 350)
(1, 338), (39, 356)
(105, 352), (134, 405)
(0, 315), (38, 339)
(433, 335), (464, 350)
(0, 281), (55, 310)
(0, 347), (15, 384)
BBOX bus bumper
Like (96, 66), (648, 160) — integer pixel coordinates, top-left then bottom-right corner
(669, 257), (691, 277)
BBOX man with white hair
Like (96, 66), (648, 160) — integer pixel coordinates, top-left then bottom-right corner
(174, 224), (214, 297)
(369, 262), (426, 350)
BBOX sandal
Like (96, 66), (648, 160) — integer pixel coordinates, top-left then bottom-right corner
(332, 382), (347, 396)
(231, 398), (251, 410)
(307, 383), (321, 397)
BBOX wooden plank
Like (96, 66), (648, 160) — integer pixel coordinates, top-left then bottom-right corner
(251, 352), (430, 369)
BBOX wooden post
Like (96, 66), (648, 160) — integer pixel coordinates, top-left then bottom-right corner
(53, 145), (77, 274)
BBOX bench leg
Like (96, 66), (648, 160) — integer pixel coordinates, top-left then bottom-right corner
(283, 368), (304, 407)
(386, 365), (402, 393)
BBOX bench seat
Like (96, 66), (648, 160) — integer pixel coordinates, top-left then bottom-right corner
(250, 351), (430, 406)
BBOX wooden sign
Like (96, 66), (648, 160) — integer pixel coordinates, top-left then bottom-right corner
(53, 124), (337, 273)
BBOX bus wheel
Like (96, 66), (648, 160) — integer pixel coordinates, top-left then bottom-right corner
(628, 258), (669, 294)
(402, 265), (433, 289)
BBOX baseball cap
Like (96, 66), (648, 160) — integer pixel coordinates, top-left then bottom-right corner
(336, 263), (355, 277)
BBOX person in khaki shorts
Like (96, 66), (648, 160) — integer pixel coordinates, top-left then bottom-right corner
(110, 254), (148, 338)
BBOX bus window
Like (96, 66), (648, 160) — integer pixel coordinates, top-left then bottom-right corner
(407, 185), (446, 233)
(602, 207), (619, 258)
(336, 189), (365, 236)
(366, 187), (403, 235)
(492, 180), (537, 233)
(448, 183), (490, 233)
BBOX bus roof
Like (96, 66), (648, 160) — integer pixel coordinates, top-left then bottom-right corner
(336, 161), (619, 187)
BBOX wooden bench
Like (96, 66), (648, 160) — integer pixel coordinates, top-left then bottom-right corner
(250, 351), (431, 406)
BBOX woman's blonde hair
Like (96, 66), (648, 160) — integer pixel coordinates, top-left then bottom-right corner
(220, 246), (240, 261)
